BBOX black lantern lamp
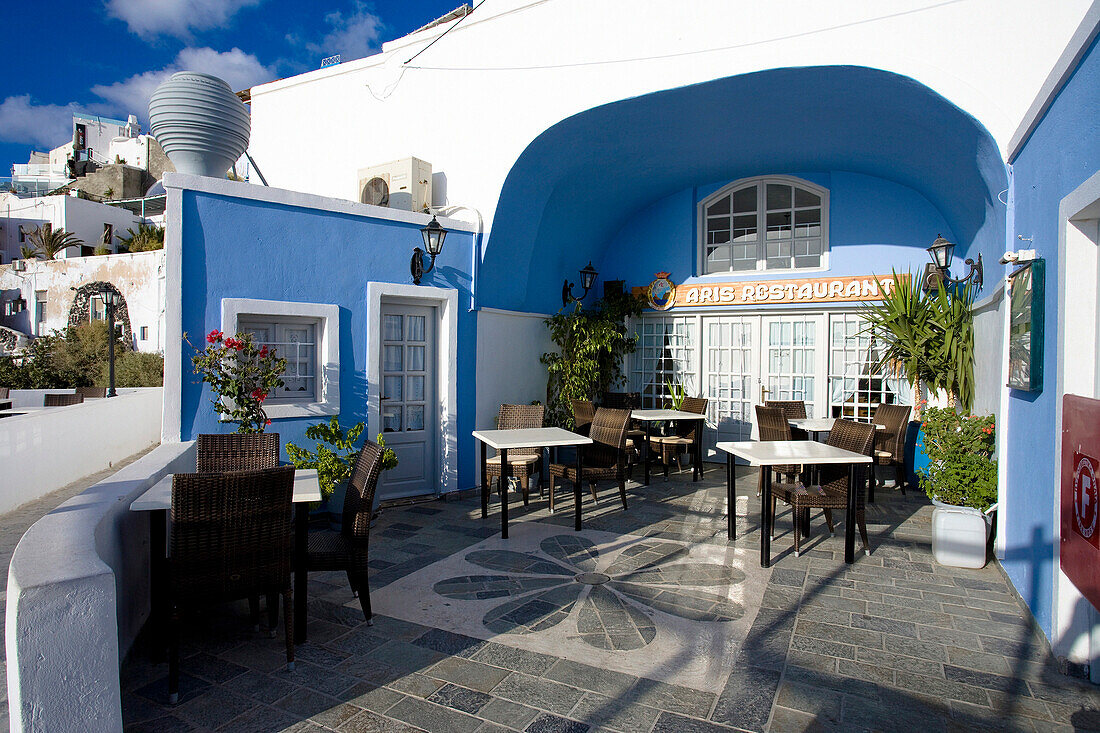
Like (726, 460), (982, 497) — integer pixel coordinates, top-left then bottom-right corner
(924, 234), (983, 292)
(103, 288), (122, 397)
(562, 262), (598, 307)
(411, 215), (447, 285)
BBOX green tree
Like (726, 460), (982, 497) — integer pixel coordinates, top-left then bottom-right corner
(118, 223), (164, 252)
(107, 351), (164, 387)
(27, 223), (83, 260)
(540, 290), (645, 428)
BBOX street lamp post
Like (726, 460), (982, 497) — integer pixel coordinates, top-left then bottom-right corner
(104, 289), (122, 397)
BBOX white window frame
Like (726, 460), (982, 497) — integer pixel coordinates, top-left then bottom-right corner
(239, 316), (320, 404)
(221, 298), (340, 419)
(697, 175), (830, 276)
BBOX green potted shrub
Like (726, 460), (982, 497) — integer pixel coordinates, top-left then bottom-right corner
(919, 406), (997, 567)
(286, 416), (398, 526)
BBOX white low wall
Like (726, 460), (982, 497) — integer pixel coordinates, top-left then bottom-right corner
(5, 388), (144, 409)
(0, 388), (162, 515)
(6, 441), (196, 733)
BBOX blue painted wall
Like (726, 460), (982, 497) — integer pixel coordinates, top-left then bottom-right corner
(482, 66), (1006, 314)
(599, 171), (953, 293)
(178, 190), (478, 491)
(1002, 34), (1100, 638)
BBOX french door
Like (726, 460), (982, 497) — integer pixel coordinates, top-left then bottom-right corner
(378, 303), (439, 500)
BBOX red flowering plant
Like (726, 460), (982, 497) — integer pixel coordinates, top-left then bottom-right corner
(190, 330), (287, 433)
(917, 406), (997, 511)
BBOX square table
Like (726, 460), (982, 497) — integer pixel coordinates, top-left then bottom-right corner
(473, 427), (593, 539)
(717, 441), (872, 567)
(788, 417), (885, 441)
(631, 409), (708, 485)
(130, 468), (321, 645)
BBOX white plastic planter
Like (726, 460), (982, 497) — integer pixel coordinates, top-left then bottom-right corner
(148, 72), (250, 177)
(931, 503), (991, 568)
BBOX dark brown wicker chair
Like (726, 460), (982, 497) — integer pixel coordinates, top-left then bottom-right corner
(549, 407), (631, 511)
(601, 392), (644, 476)
(648, 396), (709, 479)
(167, 466), (295, 703)
(75, 386), (107, 399)
(766, 399), (808, 440)
(871, 404), (912, 495)
(485, 404), (545, 504)
(306, 440), (385, 624)
(571, 399), (595, 436)
(755, 405), (803, 502)
(44, 393), (83, 406)
(769, 419), (876, 557)
(197, 433), (280, 473)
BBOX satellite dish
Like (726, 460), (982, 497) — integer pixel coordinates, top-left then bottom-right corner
(360, 176), (389, 206)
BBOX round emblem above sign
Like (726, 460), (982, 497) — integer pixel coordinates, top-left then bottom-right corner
(647, 272), (676, 311)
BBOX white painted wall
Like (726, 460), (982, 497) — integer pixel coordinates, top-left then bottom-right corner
(0, 194), (143, 263)
(972, 282), (1006, 417)
(248, 0), (1089, 230)
(474, 307), (554, 431)
(6, 440), (195, 733)
(0, 249), (166, 352)
(0, 388), (162, 515)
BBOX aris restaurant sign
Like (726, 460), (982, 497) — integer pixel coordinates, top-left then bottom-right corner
(632, 274), (906, 308)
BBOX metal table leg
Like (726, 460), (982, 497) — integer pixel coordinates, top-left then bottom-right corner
(480, 440), (488, 518)
(726, 454), (735, 540)
(150, 509), (166, 660)
(574, 444), (583, 531)
(693, 421), (703, 481)
(294, 503), (308, 643)
(643, 421), (651, 486)
(500, 448), (509, 540)
(844, 463), (857, 564)
(761, 463), (772, 568)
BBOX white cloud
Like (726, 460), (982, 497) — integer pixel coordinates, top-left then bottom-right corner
(92, 47), (276, 117)
(304, 3), (385, 63)
(105, 0), (261, 39)
(0, 96), (82, 148)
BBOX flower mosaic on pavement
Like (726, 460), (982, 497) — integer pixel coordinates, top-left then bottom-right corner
(432, 534), (746, 651)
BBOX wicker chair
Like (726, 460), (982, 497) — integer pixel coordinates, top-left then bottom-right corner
(871, 404), (912, 496)
(648, 396), (709, 479)
(769, 419), (876, 557)
(0, 387), (9, 399)
(306, 440), (385, 623)
(601, 392), (643, 476)
(571, 399), (596, 436)
(44, 393), (83, 406)
(549, 407), (631, 511)
(766, 399), (808, 440)
(76, 386), (107, 399)
(167, 466), (295, 703)
(485, 404), (545, 504)
(755, 406), (803, 502)
(197, 433), (280, 473)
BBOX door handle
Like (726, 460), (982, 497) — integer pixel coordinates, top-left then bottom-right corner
(760, 385), (770, 402)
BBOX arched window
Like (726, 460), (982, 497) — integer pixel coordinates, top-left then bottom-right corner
(699, 176), (828, 274)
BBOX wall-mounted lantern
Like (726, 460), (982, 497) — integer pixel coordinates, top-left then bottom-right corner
(924, 234), (983, 292)
(562, 262), (598, 307)
(411, 215), (447, 285)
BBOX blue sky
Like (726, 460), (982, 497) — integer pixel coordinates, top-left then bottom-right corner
(0, 0), (464, 172)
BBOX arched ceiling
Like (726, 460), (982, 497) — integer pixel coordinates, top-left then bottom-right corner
(483, 66), (1007, 313)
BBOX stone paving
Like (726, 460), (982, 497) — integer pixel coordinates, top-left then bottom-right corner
(120, 464), (1100, 732)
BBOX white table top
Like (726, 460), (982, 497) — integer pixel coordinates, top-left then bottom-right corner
(130, 469), (321, 512)
(717, 440), (873, 465)
(631, 409), (707, 421)
(473, 427), (592, 450)
(788, 418), (884, 432)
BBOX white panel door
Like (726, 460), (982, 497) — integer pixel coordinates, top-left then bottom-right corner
(379, 304), (438, 500)
(760, 315), (827, 418)
(701, 315), (758, 457)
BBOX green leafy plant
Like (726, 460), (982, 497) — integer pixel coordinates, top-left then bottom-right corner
(540, 290), (646, 428)
(94, 245), (110, 256)
(190, 330), (286, 433)
(285, 417), (398, 499)
(917, 406), (997, 510)
(664, 378), (686, 410)
(27, 223), (83, 260)
(0, 322), (127, 388)
(103, 187), (115, 198)
(118, 223), (164, 252)
(107, 351), (164, 387)
(19, 244), (38, 260)
(860, 271), (976, 416)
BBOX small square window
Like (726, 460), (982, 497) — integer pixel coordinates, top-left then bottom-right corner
(140, 326), (148, 340)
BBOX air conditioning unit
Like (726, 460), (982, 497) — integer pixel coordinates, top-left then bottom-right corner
(357, 157), (432, 212)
